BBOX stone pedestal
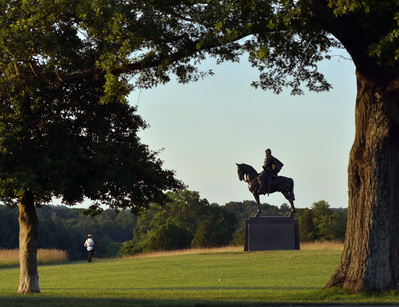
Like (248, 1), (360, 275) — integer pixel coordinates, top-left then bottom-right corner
(244, 216), (300, 251)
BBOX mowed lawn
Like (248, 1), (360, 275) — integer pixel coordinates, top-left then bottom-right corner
(1, 248), (399, 306)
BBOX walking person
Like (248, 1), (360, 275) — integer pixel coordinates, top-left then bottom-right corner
(84, 234), (95, 262)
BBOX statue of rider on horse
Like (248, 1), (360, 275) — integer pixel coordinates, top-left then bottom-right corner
(236, 148), (295, 217)
(257, 148), (284, 195)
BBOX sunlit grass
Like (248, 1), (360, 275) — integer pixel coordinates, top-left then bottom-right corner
(0, 249), (68, 267)
(1, 249), (343, 300)
(2, 244), (399, 306)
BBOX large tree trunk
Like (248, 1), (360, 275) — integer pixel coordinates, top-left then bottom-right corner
(18, 190), (40, 293)
(325, 71), (399, 292)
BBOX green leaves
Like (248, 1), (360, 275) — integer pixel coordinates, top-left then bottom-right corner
(324, 0), (399, 69)
(328, 0), (377, 14)
(0, 0), (194, 210)
(0, 75), (184, 211)
(121, 190), (236, 255)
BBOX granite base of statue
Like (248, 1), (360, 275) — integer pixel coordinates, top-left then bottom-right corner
(244, 216), (300, 251)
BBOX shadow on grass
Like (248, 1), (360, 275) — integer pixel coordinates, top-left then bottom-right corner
(42, 286), (321, 291)
(2, 287), (399, 306)
(0, 296), (375, 307)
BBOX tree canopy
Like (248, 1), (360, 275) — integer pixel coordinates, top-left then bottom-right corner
(2, 0), (399, 95)
(0, 0), (186, 212)
(0, 81), (184, 212)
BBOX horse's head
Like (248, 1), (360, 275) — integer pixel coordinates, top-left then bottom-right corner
(236, 163), (245, 181)
(236, 163), (258, 183)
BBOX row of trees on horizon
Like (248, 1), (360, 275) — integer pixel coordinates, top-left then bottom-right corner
(0, 190), (347, 259)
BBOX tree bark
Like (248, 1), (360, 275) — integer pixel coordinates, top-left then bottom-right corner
(325, 71), (399, 292)
(18, 190), (40, 293)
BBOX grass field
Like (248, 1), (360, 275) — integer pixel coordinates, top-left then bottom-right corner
(1, 244), (399, 306)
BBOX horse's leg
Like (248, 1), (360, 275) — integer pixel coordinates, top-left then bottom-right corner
(253, 193), (261, 217)
(288, 199), (296, 217)
(289, 179), (296, 217)
(249, 179), (262, 217)
(282, 190), (295, 217)
(290, 178), (295, 201)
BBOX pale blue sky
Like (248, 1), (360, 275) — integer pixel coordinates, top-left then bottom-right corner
(130, 52), (356, 209)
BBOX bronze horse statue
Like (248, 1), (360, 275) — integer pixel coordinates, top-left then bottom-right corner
(236, 163), (296, 217)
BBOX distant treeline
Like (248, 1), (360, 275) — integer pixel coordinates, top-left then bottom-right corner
(0, 205), (136, 260)
(0, 190), (347, 259)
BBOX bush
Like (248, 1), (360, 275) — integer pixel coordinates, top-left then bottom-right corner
(149, 223), (191, 251)
(191, 215), (235, 248)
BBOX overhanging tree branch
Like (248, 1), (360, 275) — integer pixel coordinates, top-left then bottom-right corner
(19, 33), (253, 83)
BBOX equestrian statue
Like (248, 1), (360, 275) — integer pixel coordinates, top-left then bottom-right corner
(236, 149), (296, 217)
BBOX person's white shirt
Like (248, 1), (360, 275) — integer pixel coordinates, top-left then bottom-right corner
(84, 238), (94, 251)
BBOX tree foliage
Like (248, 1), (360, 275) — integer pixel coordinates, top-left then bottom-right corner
(191, 205), (237, 248)
(149, 223), (191, 251)
(296, 200), (347, 242)
(120, 190), (237, 254)
(0, 90), (183, 212)
(1, 0), (190, 214)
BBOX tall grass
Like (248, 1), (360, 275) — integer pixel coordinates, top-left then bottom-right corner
(126, 245), (244, 259)
(125, 241), (344, 259)
(0, 249), (68, 267)
(301, 240), (344, 250)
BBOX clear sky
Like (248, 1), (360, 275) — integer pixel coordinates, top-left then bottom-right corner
(129, 52), (356, 209)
